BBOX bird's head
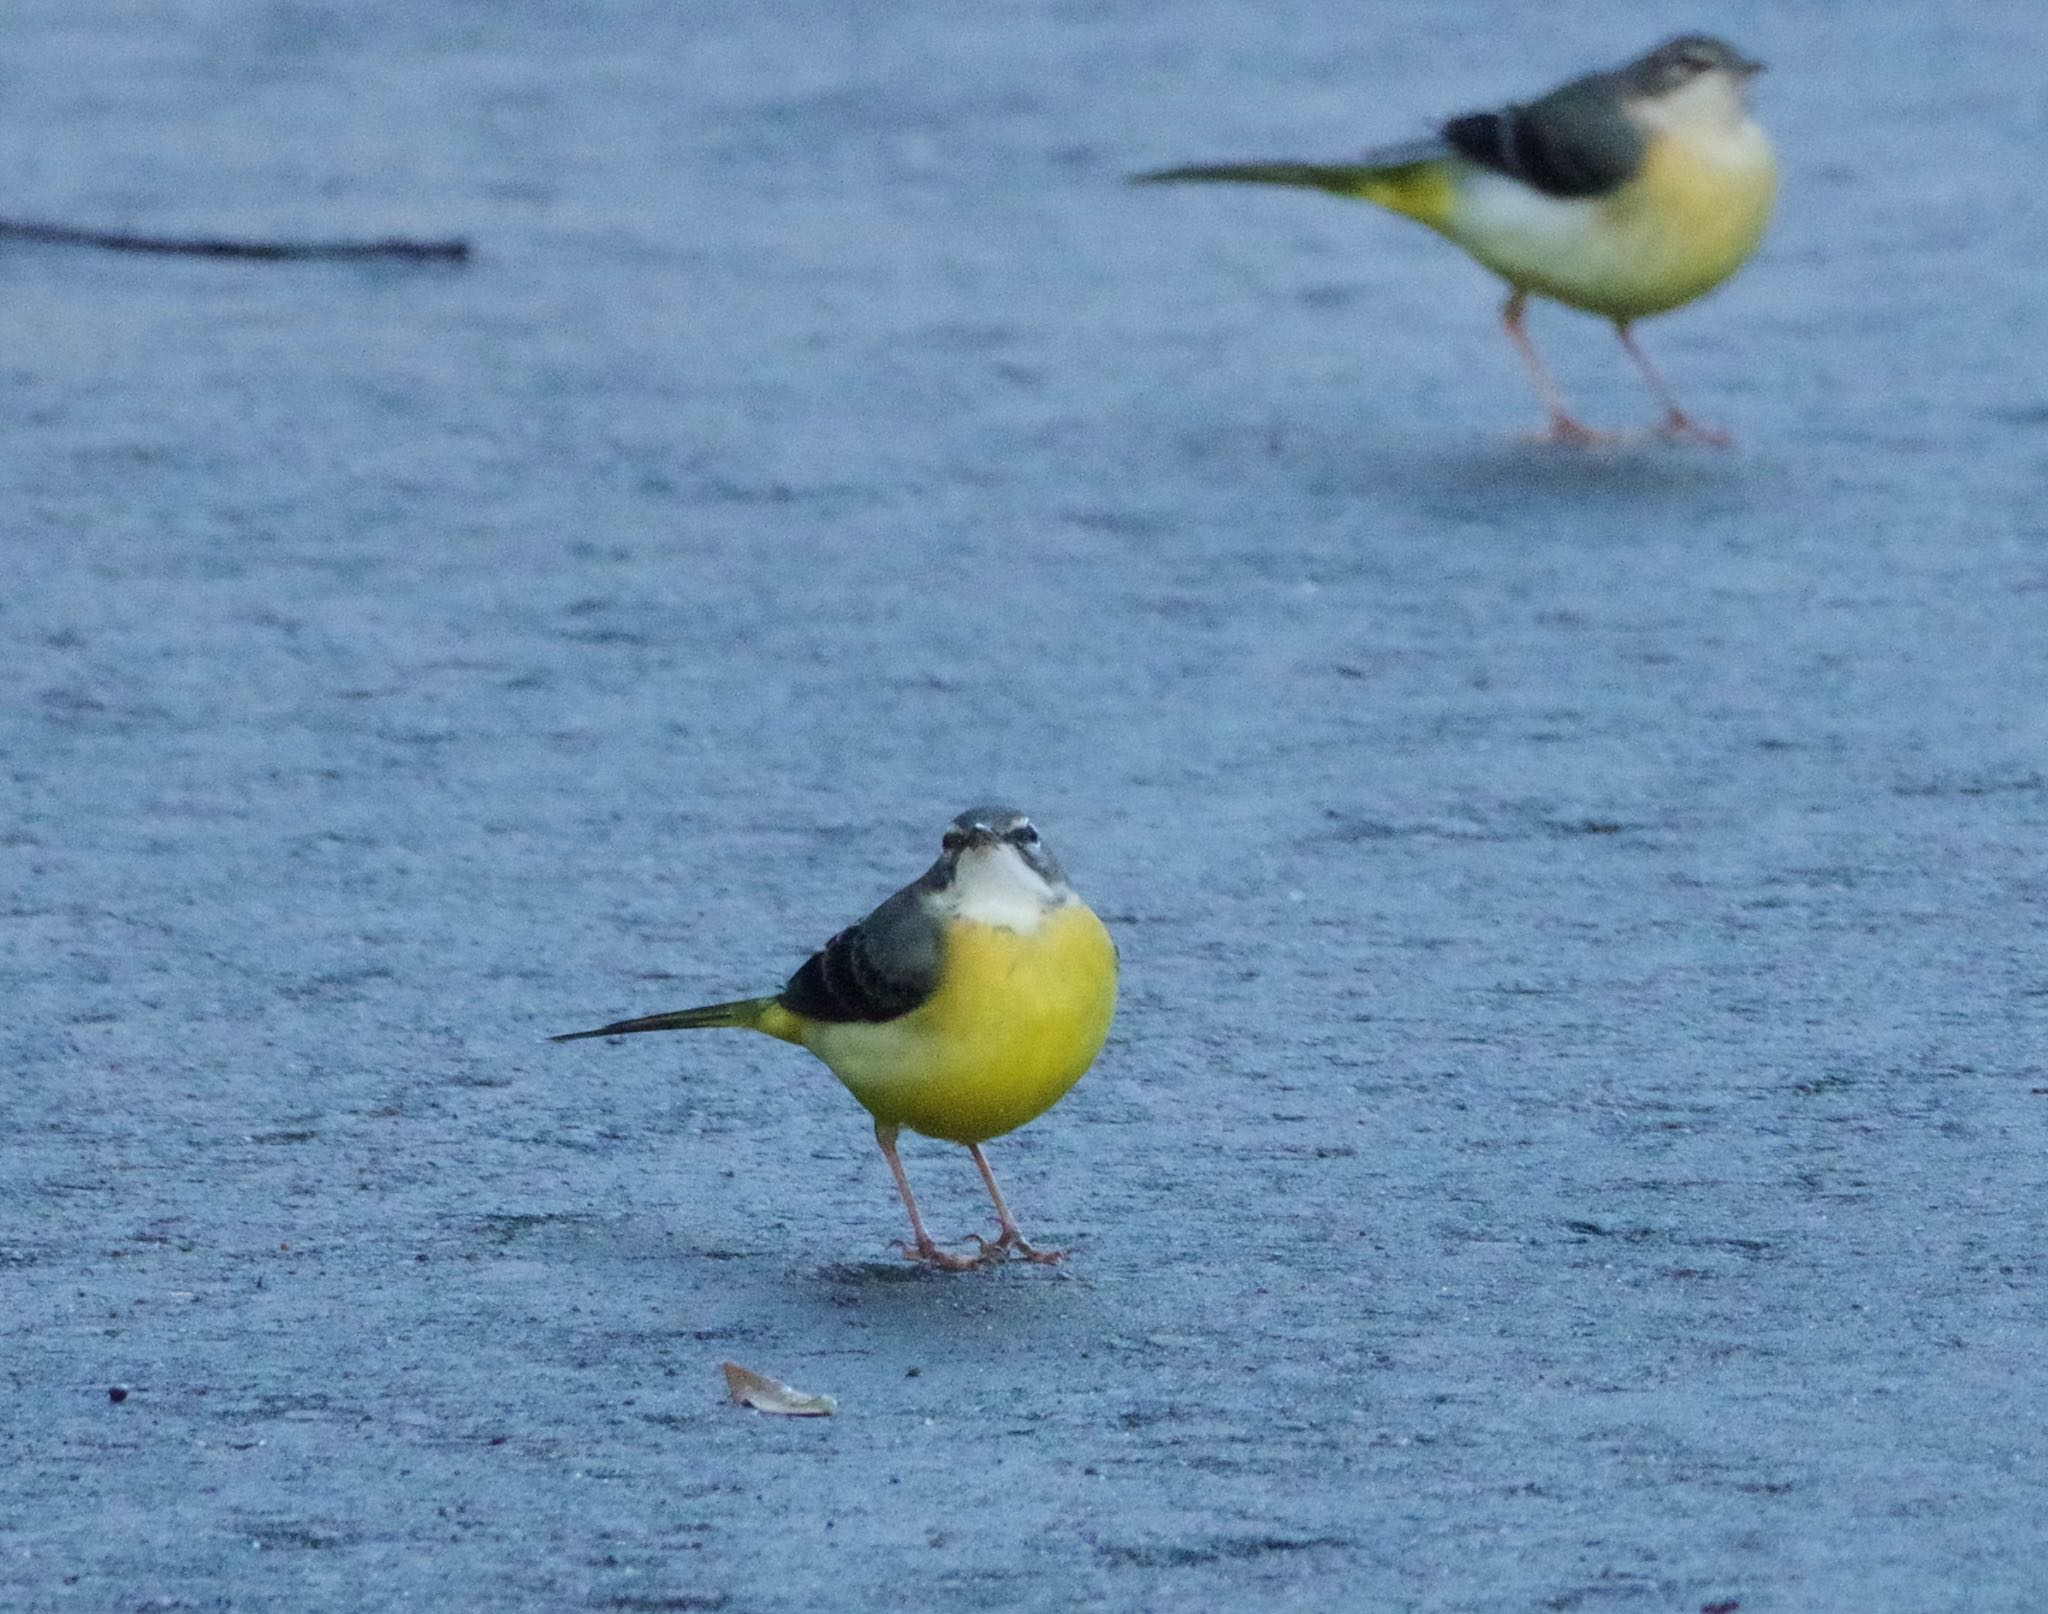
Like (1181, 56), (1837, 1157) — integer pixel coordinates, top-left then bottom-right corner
(1623, 35), (1765, 128)
(930, 805), (1073, 925)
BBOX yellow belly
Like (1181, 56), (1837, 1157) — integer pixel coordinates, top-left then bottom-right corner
(1441, 127), (1776, 320)
(796, 904), (1118, 1145)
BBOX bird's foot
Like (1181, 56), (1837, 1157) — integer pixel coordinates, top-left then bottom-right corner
(1523, 413), (1619, 448)
(891, 1236), (985, 1272)
(1654, 410), (1734, 449)
(973, 1227), (1066, 1266)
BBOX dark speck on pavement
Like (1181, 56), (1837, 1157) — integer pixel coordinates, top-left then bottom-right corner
(3, 4), (2045, 1611)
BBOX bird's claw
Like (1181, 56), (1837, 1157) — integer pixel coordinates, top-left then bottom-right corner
(983, 1228), (1066, 1266)
(1524, 414), (1619, 448)
(888, 1226), (1067, 1272)
(890, 1237), (983, 1272)
(1655, 411), (1734, 448)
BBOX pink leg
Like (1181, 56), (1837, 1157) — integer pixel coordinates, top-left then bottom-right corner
(1501, 289), (1610, 445)
(874, 1122), (980, 1270)
(968, 1144), (1064, 1265)
(1614, 321), (1732, 447)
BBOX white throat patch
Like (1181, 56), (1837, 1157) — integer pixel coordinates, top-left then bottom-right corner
(944, 842), (1067, 933)
(1633, 71), (1753, 140)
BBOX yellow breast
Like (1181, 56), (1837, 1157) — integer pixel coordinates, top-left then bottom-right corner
(800, 903), (1118, 1145)
(1593, 125), (1777, 316)
(1443, 121), (1776, 320)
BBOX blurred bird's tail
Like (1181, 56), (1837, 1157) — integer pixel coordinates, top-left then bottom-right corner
(1133, 142), (1457, 229)
(552, 997), (785, 1042)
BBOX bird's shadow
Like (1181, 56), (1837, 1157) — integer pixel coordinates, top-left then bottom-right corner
(1310, 421), (1763, 514)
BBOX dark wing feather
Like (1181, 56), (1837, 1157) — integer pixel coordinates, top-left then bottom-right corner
(1442, 71), (1645, 199)
(778, 885), (942, 1024)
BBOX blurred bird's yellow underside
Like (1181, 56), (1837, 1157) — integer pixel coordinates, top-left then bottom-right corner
(1333, 132), (1775, 321)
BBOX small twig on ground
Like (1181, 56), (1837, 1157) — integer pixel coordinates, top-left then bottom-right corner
(0, 218), (470, 262)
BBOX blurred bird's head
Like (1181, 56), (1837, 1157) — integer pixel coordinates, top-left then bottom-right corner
(1622, 35), (1765, 130)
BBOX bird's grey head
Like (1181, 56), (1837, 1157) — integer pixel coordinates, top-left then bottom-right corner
(926, 804), (1074, 925)
(1624, 35), (1764, 97)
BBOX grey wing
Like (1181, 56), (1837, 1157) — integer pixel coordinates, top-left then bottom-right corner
(1441, 71), (1645, 199)
(778, 884), (943, 1024)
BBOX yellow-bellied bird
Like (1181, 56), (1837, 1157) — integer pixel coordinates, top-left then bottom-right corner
(1136, 35), (1776, 444)
(555, 807), (1118, 1270)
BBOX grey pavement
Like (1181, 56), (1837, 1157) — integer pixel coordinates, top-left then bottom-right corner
(3, 3), (2045, 1610)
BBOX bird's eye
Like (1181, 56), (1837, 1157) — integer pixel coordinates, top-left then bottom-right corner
(1012, 823), (1040, 846)
(942, 830), (966, 852)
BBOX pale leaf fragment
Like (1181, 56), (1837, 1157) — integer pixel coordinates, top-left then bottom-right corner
(720, 1361), (837, 1417)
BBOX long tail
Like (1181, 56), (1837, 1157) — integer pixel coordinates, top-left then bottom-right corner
(551, 997), (780, 1042)
(1133, 143), (1456, 228)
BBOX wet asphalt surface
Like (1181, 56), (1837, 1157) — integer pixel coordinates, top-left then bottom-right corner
(5, 3), (2047, 1610)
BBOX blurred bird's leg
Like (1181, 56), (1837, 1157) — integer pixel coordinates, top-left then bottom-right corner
(876, 1122), (981, 1270)
(968, 1144), (1065, 1265)
(1615, 321), (1733, 447)
(1502, 289), (1610, 445)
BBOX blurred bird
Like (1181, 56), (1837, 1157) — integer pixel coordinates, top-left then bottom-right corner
(555, 807), (1118, 1269)
(1136, 34), (1776, 444)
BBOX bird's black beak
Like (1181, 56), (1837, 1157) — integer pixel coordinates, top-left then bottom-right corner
(1735, 53), (1766, 79)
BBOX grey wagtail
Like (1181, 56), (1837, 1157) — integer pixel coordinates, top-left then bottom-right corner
(555, 807), (1118, 1269)
(1136, 34), (1775, 444)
